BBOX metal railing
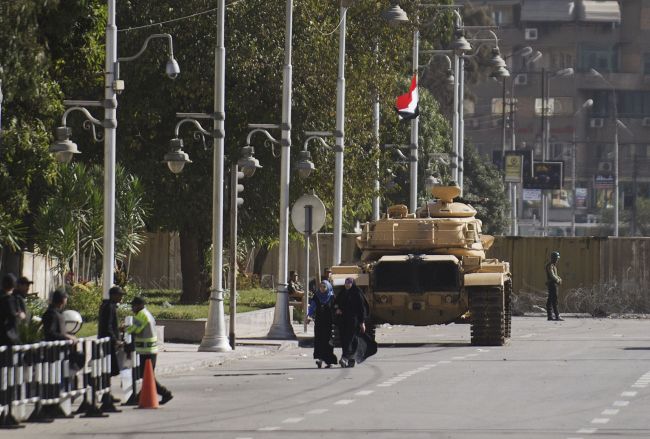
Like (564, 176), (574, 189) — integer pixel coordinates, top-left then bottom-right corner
(0, 337), (141, 428)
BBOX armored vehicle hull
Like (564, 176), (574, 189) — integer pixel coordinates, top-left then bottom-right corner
(332, 185), (512, 346)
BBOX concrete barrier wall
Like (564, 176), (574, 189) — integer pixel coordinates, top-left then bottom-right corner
(158, 307), (292, 343)
(19, 252), (61, 300)
(129, 232), (182, 289)
(129, 232), (650, 300)
(487, 237), (650, 298)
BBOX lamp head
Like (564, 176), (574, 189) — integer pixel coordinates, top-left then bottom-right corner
(489, 48), (507, 68)
(166, 58), (180, 79)
(527, 51), (543, 65)
(491, 66), (510, 79)
(164, 138), (191, 174)
(393, 148), (409, 163)
(295, 150), (316, 179)
(50, 126), (80, 164)
(450, 29), (472, 53)
(589, 68), (601, 78)
(381, 3), (410, 24)
(516, 46), (533, 57)
(237, 145), (262, 177)
(384, 169), (397, 190)
(556, 67), (574, 77)
(583, 99), (594, 109)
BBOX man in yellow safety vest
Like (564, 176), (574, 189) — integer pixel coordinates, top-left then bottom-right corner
(125, 296), (173, 404)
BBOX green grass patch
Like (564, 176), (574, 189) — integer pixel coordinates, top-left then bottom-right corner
(77, 321), (98, 338)
(70, 287), (278, 325)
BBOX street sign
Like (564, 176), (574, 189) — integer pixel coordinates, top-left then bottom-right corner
(523, 188), (542, 202)
(291, 194), (326, 235)
(504, 152), (524, 183)
(526, 161), (564, 190)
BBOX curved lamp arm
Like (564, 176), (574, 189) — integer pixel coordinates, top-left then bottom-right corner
(453, 9), (463, 28)
(118, 33), (175, 63)
(174, 118), (212, 138)
(423, 53), (452, 70)
(61, 107), (104, 142)
(246, 128), (280, 146)
(303, 135), (331, 151)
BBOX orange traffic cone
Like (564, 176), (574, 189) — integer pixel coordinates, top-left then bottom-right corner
(138, 359), (159, 409)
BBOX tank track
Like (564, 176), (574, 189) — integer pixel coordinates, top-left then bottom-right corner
(469, 286), (506, 346)
(504, 279), (512, 339)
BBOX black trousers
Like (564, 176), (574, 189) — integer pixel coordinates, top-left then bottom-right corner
(546, 284), (559, 318)
(138, 353), (170, 396)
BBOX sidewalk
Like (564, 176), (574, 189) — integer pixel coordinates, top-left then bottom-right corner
(154, 323), (314, 376)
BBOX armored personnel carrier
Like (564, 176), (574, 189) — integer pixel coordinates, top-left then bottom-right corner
(331, 183), (512, 346)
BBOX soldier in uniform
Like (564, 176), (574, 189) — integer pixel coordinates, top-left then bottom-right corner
(287, 271), (304, 301)
(545, 251), (564, 321)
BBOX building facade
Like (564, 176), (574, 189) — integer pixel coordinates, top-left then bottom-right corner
(463, 0), (650, 236)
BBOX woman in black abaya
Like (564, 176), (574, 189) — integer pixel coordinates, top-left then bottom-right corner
(335, 277), (376, 367)
(307, 280), (337, 368)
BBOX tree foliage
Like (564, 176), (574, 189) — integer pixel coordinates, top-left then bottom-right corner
(0, 0), (106, 255)
(4, 0), (510, 298)
(34, 162), (149, 280)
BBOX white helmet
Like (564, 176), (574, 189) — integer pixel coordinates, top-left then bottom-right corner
(63, 309), (84, 335)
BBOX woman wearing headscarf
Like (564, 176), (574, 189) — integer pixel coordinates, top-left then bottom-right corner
(335, 277), (375, 368)
(307, 280), (337, 368)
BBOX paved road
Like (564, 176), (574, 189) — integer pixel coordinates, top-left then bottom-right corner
(16, 317), (650, 438)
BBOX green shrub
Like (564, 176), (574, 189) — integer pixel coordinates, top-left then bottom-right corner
(66, 283), (103, 322)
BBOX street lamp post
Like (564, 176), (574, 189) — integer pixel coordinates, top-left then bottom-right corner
(50, 1), (179, 300)
(240, 0), (295, 340)
(241, 123), (295, 339)
(571, 99), (594, 236)
(541, 67), (574, 236)
(504, 50), (542, 235)
(590, 68), (620, 236)
(163, 111), (230, 352)
(163, 0), (230, 352)
(332, 1), (355, 267)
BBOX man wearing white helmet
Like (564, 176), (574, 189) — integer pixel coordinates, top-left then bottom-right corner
(545, 251), (563, 321)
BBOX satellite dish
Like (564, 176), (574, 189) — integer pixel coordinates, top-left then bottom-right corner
(291, 194), (327, 235)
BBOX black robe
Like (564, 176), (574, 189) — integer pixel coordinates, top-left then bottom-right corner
(309, 294), (337, 365)
(335, 285), (377, 363)
(98, 299), (121, 376)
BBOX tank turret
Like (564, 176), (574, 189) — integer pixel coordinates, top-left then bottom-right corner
(357, 183), (492, 262)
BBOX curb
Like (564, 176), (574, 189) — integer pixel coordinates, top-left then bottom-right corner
(155, 340), (301, 377)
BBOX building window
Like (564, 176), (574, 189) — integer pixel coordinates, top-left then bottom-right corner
(579, 45), (618, 72)
(550, 52), (573, 70)
(591, 90), (650, 118)
(491, 98), (505, 115)
(533, 98), (571, 116)
(491, 6), (513, 26)
(464, 99), (476, 115)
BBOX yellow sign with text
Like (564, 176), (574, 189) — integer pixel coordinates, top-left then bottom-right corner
(504, 153), (523, 183)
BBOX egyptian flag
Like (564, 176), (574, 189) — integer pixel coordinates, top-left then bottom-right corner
(395, 74), (419, 121)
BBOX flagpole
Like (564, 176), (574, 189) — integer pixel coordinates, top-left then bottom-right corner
(409, 29), (420, 213)
(452, 53), (460, 184)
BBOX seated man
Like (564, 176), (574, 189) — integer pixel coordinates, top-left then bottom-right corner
(287, 271), (304, 301)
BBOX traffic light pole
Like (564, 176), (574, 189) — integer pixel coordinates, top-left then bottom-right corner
(229, 164), (243, 349)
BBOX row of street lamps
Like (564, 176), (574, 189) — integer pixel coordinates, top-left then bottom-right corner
(502, 62), (626, 237)
(49, 1), (510, 345)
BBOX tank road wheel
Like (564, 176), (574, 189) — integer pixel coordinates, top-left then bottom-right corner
(504, 279), (513, 339)
(469, 287), (505, 346)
